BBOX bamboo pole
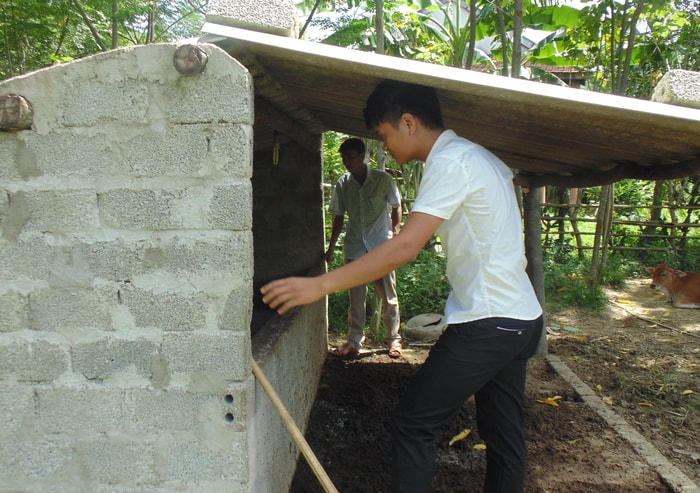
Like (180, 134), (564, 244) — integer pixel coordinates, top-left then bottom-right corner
(251, 359), (339, 493)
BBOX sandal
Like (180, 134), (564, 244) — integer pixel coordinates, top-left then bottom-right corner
(332, 343), (359, 358)
(388, 342), (403, 358)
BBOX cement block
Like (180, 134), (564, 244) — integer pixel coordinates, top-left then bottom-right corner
(124, 389), (230, 432)
(62, 78), (150, 126)
(120, 124), (214, 178)
(29, 287), (112, 331)
(161, 330), (249, 380)
(207, 124), (253, 178)
(0, 289), (29, 332)
(75, 436), (158, 485)
(208, 183), (253, 230)
(220, 283), (253, 331)
(119, 286), (209, 331)
(74, 232), (252, 282)
(0, 234), (55, 280)
(0, 384), (35, 432)
(20, 131), (113, 177)
(652, 69), (700, 109)
(37, 386), (123, 433)
(70, 238), (143, 282)
(72, 337), (158, 381)
(155, 433), (248, 484)
(206, 0), (298, 36)
(7, 189), (100, 234)
(115, 122), (251, 180)
(98, 187), (205, 230)
(0, 339), (70, 382)
(0, 435), (74, 480)
(164, 68), (254, 125)
(160, 232), (253, 278)
(0, 132), (21, 181)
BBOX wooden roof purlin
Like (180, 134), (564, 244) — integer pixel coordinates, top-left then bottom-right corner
(199, 23), (700, 188)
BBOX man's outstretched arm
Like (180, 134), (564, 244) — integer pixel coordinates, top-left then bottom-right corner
(261, 212), (443, 314)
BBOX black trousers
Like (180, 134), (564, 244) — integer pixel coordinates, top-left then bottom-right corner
(391, 315), (544, 493)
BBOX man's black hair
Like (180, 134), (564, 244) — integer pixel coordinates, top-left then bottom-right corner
(363, 80), (444, 130)
(339, 137), (366, 155)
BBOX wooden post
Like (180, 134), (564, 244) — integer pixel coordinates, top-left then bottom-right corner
(523, 186), (547, 355)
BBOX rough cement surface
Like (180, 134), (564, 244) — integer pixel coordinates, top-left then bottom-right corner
(206, 0), (298, 36)
(653, 69), (700, 109)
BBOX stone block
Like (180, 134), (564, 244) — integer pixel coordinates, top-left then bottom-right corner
(115, 123), (252, 179)
(157, 232), (253, 278)
(72, 337), (158, 381)
(119, 286), (210, 331)
(20, 131), (113, 177)
(0, 384), (35, 432)
(206, 0), (298, 36)
(161, 330), (249, 380)
(98, 187), (204, 230)
(0, 338), (69, 382)
(75, 436), (158, 485)
(62, 78), (150, 127)
(37, 386), (123, 434)
(0, 289), (29, 332)
(155, 433), (248, 484)
(208, 182), (252, 230)
(125, 389), (237, 432)
(220, 283), (253, 331)
(29, 287), (112, 331)
(164, 69), (254, 125)
(652, 69), (700, 109)
(0, 435), (73, 481)
(0, 234), (55, 280)
(6, 189), (99, 234)
(0, 132), (21, 181)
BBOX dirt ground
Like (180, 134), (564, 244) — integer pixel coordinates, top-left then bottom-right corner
(289, 277), (699, 493)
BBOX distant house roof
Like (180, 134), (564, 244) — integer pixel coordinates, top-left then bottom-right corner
(200, 23), (700, 187)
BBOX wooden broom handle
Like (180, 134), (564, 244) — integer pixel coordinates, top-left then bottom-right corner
(251, 358), (339, 493)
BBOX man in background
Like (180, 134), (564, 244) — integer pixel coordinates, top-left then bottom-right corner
(324, 137), (403, 358)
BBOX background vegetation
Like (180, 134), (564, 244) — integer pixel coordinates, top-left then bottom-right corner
(1, 0), (699, 339)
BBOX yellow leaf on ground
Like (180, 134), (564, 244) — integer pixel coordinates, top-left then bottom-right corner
(537, 396), (562, 407)
(448, 428), (471, 446)
(615, 299), (633, 304)
(682, 390), (695, 395)
(473, 443), (487, 450)
(637, 401), (654, 407)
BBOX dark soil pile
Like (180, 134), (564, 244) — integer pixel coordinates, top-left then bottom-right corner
(289, 278), (699, 493)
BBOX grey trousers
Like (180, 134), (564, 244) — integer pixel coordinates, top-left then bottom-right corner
(346, 269), (401, 349)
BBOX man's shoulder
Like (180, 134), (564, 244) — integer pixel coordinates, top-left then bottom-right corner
(367, 168), (394, 181)
(335, 172), (353, 186)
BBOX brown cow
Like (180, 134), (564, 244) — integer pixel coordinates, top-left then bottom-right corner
(646, 264), (700, 308)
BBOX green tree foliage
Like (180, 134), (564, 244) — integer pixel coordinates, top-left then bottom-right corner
(0, 0), (207, 80)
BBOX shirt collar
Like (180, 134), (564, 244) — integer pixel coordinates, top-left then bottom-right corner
(425, 129), (457, 166)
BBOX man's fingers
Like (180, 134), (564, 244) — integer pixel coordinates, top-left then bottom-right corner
(261, 279), (295, 314)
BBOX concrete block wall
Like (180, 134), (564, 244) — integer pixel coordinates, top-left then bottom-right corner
(0, 43), (256, 492)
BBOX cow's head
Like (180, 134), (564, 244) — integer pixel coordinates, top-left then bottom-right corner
(647, 264), (683, 296)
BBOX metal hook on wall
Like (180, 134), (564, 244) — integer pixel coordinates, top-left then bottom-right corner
(273, 130), (280, 165)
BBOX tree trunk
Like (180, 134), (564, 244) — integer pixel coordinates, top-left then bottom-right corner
(523, 186), (546, 355)
(589, 184), (614, 286)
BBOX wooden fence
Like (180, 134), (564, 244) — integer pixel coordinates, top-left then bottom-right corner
(541, 203), (700, 261)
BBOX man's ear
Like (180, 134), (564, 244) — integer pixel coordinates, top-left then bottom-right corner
(401, 113), (419, 134)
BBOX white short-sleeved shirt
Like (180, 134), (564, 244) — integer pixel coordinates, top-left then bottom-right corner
(329, 167), (402, 260)
(412, 130), (542, 324)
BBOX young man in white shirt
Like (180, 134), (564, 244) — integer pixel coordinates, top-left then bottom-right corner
(262, 79), (543, 493)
